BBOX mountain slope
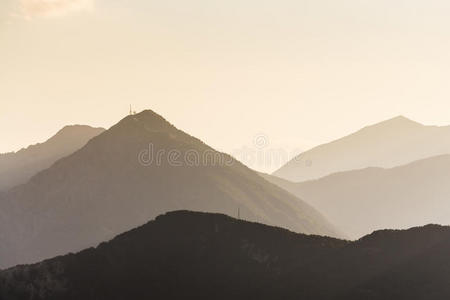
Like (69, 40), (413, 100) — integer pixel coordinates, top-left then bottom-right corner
(1, 211), (449, 300)
(264, 154), (450, 239)
(273, 116), (450, 181)
(0, 110), (339, 268)
(0, 125), (104, 191)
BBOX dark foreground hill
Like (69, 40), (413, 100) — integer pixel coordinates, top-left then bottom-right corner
(1, 211), (449, 300)
(0, 125), (104, 191)
(0, 110), (339, 269)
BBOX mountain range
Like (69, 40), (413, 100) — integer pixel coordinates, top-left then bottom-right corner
(1, 211), (449, 300)
(274, 116), (450, 182)
(0, 125), (104, 192)
(0, 110), (339, 269)
(263, 154), (450, 238)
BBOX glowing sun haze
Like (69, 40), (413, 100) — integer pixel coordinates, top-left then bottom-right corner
(2, 0), (450, 172)
(20, 0), (94, 18)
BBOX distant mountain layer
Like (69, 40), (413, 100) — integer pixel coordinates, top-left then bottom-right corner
(0, 125), (105, 191)
(1, 211), (449, 300)
(264, 154), (450, 239)
(0, 110), (339, 269)
(274, 116), (450, 182)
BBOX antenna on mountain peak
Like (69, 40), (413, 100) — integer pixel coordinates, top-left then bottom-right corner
(129, 105), (134, 116)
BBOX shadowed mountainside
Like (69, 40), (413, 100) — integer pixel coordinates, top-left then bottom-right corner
(0, 125), (104, 191)
(263, 154), (450, 239)
(274, 116), (450, 182)
(1, 211), (449, 300)
(0, 110), (340, 269)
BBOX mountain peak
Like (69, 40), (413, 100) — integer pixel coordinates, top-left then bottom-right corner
(116, 109), (176, 133)
(133, 109), (166, 119)
(390, 115), (410, 121)
(53, 125), (104, 138)
(272, 114), (443, 182)
(44, 125), (105, 148)
(374, 115), (423, 128)
(0, 124), (105, 192)
(356, 115), (423, 134)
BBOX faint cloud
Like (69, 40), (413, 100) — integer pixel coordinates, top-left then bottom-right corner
(19, 0), (94, 19)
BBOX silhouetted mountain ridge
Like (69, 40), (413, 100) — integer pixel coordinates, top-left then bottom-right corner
(1, 211), (449, 300)
(0, 125), (104, 191)
(274, 116), (450, 181)
(264, 154), (450, 238)
(0, 110), (339, 269)
(360, 115), (422, 130)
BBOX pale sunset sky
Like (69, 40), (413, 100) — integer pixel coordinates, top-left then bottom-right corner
(1, 0), (450, 171)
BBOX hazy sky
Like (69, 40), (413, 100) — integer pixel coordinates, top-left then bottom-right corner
(2, 0), (450, 172)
